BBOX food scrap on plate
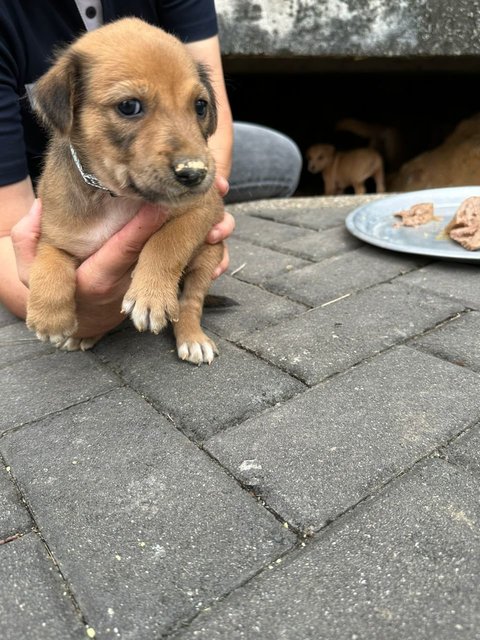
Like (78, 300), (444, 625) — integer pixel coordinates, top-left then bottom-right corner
(444, 196), (480, 251)
(393, 202), (439, 228)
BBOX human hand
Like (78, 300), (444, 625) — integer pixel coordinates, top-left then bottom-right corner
(12, 193), (233, 337)
(12, 199), (169, 338)
(10, 198), (42, 286)
(207, 175), (235, 278)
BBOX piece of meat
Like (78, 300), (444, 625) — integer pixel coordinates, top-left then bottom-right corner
(393, 202), (437, 227)
(444, 196), (480, 251)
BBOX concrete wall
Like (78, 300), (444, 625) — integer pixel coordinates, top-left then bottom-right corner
(216, 0), (480, 57)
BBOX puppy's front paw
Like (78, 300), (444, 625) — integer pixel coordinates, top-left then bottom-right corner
(177, 332), (219, 365)
(122, 279), (179, 334)
(48, 335), (103, 352)
(27, 303), (78, 345)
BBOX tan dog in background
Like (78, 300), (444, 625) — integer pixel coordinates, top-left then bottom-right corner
(306, 144), (385, 195)
(27, 18), (224, 364)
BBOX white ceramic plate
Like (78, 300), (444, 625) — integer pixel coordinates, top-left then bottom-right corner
(345, 186), (480, 262)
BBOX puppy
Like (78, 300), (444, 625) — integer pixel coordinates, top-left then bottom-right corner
(26, 18), (224, 365)
(306, 144), (385, 195)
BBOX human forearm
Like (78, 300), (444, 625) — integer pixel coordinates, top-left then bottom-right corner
(0, 177), (36, 317)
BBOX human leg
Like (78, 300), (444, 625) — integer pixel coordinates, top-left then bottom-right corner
(225, 122), (302, 204)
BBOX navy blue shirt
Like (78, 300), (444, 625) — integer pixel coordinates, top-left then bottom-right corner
(0, 0), (218, 186)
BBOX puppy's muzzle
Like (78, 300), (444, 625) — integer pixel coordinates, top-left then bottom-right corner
(173, 159), (208, 187)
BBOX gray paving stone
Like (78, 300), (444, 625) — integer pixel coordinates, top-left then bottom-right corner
(0, 465), (31, 539)
(411, 311), (480, 372)
(232, 213), (311, 249)
(206, 347), (480, 532)
(264, 246), (425, 307)
(175, 460), (480, 640)
(399, 262), (480, 310)
(0, 303), (18, 328)
(228, 238), (310, 285)
(230, 195), (381, 231)
(0, 352), (119, 434)
(0, 323), (55, 367)
(1, 389), (295, 639)
(253, 204), (355, 230)
(204, 275), (307, 340)
(94, 329), (305, 441)
(0, 533), (85, 640)
(240, 281), (463, 385)
(279, 225), (363, 261)
(257, 205), (352, 231)
(445, 426), (480, 478)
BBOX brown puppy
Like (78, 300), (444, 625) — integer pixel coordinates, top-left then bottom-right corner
(306, 144), (385, 196)
(26, 18), (224, 364)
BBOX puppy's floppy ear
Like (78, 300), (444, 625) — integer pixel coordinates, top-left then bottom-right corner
(197, 64), (218, 137)
(33, 49), (84, 135)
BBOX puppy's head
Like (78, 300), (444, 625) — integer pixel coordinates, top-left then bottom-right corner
(305, 144), (335, 173)
(33, 18), (218, 204)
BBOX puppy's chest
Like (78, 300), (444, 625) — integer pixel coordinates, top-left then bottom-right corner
(67, 198), (141, 260)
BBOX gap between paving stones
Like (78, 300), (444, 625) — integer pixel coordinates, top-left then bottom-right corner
(234, 257), (433, 315)
(162, 445), (479, 640)
(198, 437), (304, 536)
(238, 202), (372, 232)
(157, 532), (308, 639)
(0, 452), (90, 632)
(92, 334), (307, 442)
(436, 420), (480, 465)
(406, 309), (471, 353)
(0, 345), (56, 372)
(0, 382), (128, 440)
(204, 354), (480, 536)
(0, 388), (298, 636)
(0, 448), (35, 545)
(398, 273), (480, 313)
(230, 302), (468, 390)
(79, 355), (308, 538)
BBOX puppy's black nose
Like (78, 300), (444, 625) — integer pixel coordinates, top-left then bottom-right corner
(173, 161), (208, 187)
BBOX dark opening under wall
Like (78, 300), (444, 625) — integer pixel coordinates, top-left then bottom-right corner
(223, 61), (480, 196)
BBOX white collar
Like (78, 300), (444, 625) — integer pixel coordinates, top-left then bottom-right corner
(69, 144), (115, 196)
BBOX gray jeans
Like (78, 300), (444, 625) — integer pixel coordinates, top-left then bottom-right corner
(226, 122), (302, 204)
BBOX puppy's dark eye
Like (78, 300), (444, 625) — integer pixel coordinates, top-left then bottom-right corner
(195, 99), (208, 118)
(117, 99), (143, 117)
